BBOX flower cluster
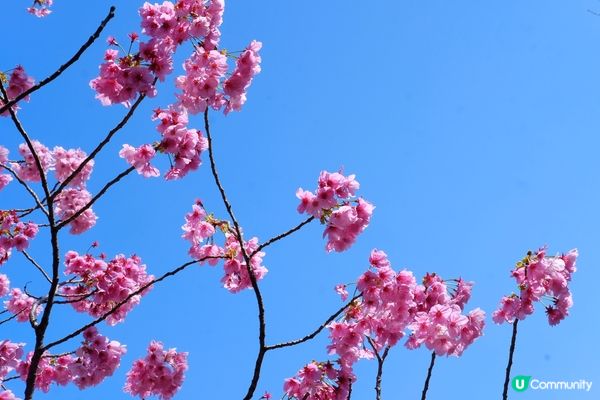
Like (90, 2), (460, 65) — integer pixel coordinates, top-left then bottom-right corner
(296, 171), (373, 252)
(284, 250), (485, 398)
(54, 189), (97, 234)
(493, 248), (578, 326)
(182, 202), (268, 293)
(0, 66), (35, 116)
(16, 328), (125, 392)
(404, 273), (485, 356)
(0, 274), (9, 297)
(17, 352), (73, 392)
(283, 361), (351, 400)
(4, 140), (97, 234)
(27, 0), (53, 17)
(119, 144), (159, 178)
(69, 327), (127, 389)
(0, 210), (38, 266)
(100, 1), (260, 180)
(176, 39), (262, 115)
(4, 288), (40, 323)
(0, 340), (24, 380)
(0, 146), (12, 191)
(124, 341), (188, 400)
(11, 141), (54, 183)
(91, 0), (258, 111)
(61, 251), (154, 325)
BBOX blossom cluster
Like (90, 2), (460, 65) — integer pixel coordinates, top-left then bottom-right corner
(0, 146), (13, 191)
(297, 171), (373, 252)
(124, 341), (188, 400)
(181, 201), (268, 292)
(4, 288), (40, 323)
(0, 340), (23, 398)
(0, 340), (24, 380)
(402, 273), (485, 356)
(16, 328), (126, 392)
(0, 66), (35, 116)
(284, 249), (485, 399)
(0, 210), (38, 266)
(284, 361), (351, 400)
(61, 251), (154, 325)
(27, 0), (53, 17)
(493, 248), (578, 326)
(91, 0), (261, 113)
(2, 140), (97, 234)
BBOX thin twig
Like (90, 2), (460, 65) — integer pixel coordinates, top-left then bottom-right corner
(367, 337), (389, 400)
(20, 250), (52, 284)
(0, 7), (116, 115)
(0, 163), (49, 217)
(266, 294), (361, 351)
(43, 256), (222, 351)
(56, 166), (135, 230)
(204, 109), (267, 400)
(51, 88), (153, 198)
(421, 351), (437, 400)
(250, 216), (315, 257)
(502, 319), (519, 400)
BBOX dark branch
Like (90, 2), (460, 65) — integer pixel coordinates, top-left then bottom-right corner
(0, 163), (49, 217)
(43, 256), (222, 351)
(251, 216), (315, 257)
(421, 351), (437, 400)
(0, 7), (116, 114)
(51, 89), (152, 198)
(56, 166), (135, 230)
(502, 319), (519, 400)
(266, 294), (361, 351)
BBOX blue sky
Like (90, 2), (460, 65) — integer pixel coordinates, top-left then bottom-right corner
(1, 0), (599, 399)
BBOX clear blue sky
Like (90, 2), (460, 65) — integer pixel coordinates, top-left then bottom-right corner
(1, 1), (599, 399)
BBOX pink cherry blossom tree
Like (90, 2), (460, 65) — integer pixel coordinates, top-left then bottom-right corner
(0, 2), (579, 400)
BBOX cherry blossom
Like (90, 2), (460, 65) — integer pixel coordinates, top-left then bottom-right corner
(493, 247), (578, 326)
(124, 341), (188, 400)
(4, 289), (40, 323)
(27, 0), (53, 17)
(297, 171), (372, 252)
(0, 66), (35, 116)
(61, 251), (154, 325)
(0, 211), (38, 266)
(54, 189), (97, 234)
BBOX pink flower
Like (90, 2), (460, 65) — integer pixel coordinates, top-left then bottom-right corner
(26, 0), (53, 17)
(0, 274), (9, 297)
(119, 144), (159, 178)
(0, 340), (24, 379)
(62, 252), (154, 325)
(54, 188), (97, 234)
(4, 288), (40, 323)
(335, 284), (349, 301)
(223, 40), (262, 114)
(0, 211), (38, 266)
(493, 247), (578, 326)
(0, 66), (35, 116)
(124, 341), (188, 400)
(52, 146), (94, 188)
(11, 141), (54, 182)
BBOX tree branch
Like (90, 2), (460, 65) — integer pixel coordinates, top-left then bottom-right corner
(56, 166), (135, 231)
(0, 6), (116, 115)
(250, 216), (315, 257)
(0, 163), (49, 218)
(51, 89), (153, 199)
(204, 109), (268, 400)
(421, 351), (437, 400)
(43, 256), (222, 351)
(20, 249), (52, 284)
(265, 294), (361, 351)
(502, 319), (519, 400)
